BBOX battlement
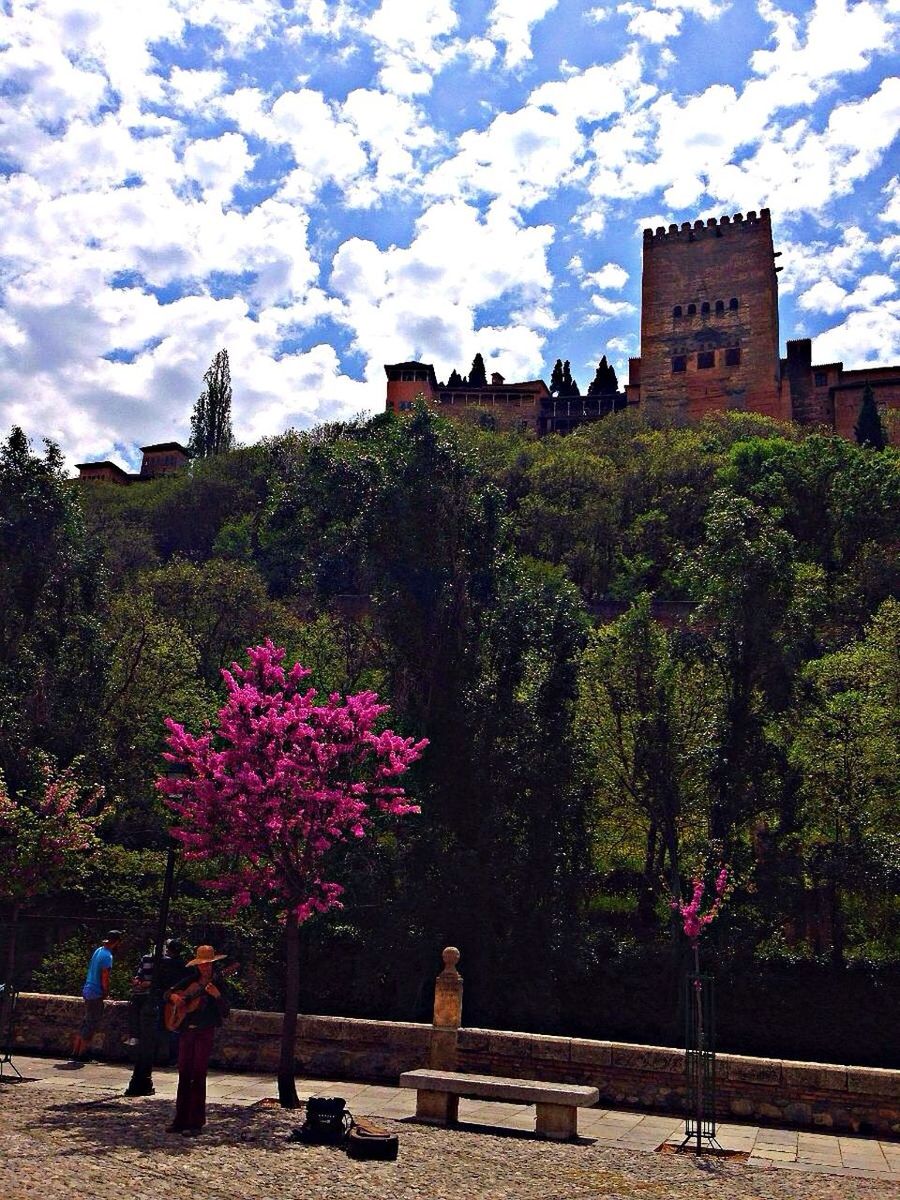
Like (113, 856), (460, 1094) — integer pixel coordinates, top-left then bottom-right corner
(643, 209), (771, 244)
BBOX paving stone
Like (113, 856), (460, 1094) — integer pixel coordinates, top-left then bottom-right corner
(3, 1054), (900, 1198)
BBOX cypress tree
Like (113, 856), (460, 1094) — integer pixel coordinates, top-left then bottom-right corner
(469, 353), (487, 388)
(550, 359), (564, 395)
(447, 369), (464, 388)
(562, 360), (580, 397)
(587, 355), (619, 396)
(854, 384), (886, 450)
(189, 349), (235, 459)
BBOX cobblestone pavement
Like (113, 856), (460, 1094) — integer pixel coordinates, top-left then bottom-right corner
(2, 1055), (899, 1199)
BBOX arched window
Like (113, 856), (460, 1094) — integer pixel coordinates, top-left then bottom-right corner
(673, 305), (682, 318)
(715, 300), (724, 315)
(729, 297), (739, 310)
(687, 303), (696, 316)
(701, 301), (710, 316)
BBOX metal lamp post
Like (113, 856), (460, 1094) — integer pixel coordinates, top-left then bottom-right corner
(124, 764), (184, 1098)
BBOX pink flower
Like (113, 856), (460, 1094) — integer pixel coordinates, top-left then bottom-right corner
(158, 641), (426, 924)
(672, 866), (729, 947)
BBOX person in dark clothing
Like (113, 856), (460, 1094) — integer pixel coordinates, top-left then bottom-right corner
(125, 944), (155, 1045)
(125, 938), (187, 1048)
(165, 944), (231, 1136)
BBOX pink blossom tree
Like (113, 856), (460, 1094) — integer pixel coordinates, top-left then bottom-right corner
(671, 863), (729, 1152)
(0, 754), (102, 987)
(158, 640), (426, 1107)
(671, 866), (729, 964)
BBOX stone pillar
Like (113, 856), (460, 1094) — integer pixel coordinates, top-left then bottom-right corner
(428, 946), (462, 1073)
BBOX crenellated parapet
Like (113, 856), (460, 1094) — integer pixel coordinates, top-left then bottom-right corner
(643, 209), (771, 245)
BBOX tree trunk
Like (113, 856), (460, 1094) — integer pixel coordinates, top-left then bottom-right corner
(278, 911), (301, 1107)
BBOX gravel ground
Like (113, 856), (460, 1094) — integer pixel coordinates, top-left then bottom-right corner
(3, 1086), (899, 1200)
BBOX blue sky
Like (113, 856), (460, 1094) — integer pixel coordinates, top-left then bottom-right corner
(1, 0), (898, 469)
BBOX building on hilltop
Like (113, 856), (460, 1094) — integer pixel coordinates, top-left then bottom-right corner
(629, 210), (784, 421)
(76, 441), (190, 483)
(384, 363), (626, 435)
(388, 208), (898, 440)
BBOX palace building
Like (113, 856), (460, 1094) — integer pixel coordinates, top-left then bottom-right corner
(386, 209), (899, 440)
(76, 441), (190, 483)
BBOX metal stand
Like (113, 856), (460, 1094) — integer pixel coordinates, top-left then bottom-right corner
(0, 984), (23, 1080)
(681, 971), (718, 1154)
(125, 842), (176, 1097)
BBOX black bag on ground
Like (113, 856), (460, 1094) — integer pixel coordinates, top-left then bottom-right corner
(346, 1115), (399, 1161)
(294, 1096), (352, 1145)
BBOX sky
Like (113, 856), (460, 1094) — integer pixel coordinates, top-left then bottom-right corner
(1, 0), (898, 471)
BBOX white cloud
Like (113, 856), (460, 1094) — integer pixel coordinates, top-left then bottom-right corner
(880, 177), (900, 225)
(618, 0), (730, 45)
(329, 199), (555, 383)
(364, 0), (459, 95)
(569, 258), (630, 290)
(486, 0), (559, 68)
(811, 305), (900, 366)
(182, 133), (254, 204)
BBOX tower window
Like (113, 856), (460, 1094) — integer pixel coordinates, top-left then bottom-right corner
(687, 303), (697, 316)
(715, 300), (724, 315)
(697, 351), (715, 369)
(672, 355), (687, 373)
(725, 346), (741, 366)
(814, 372), (827, 386)
(673, 305), (682, 318)
(701, 302), (710, 316)
(729, 297), (739, 310)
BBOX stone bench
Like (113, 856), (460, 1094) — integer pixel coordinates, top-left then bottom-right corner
(399, 1068), (599, 1140)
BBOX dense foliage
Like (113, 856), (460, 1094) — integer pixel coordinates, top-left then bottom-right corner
(1, 410), (898, 1064)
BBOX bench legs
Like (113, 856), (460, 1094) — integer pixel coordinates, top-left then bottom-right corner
(416, 1089), (459, 1124)
(535, 1102), (578, 1140)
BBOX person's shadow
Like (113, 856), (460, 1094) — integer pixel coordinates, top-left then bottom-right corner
(39, 1095), (298, 1159)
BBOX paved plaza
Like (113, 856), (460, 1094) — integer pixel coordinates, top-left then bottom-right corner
(2, 1053), (899, 1199)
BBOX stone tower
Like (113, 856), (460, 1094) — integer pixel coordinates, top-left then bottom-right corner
(637, 209), (787, 421)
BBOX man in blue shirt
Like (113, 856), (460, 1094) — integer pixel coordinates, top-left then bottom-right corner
(71, 930), (123, 1061)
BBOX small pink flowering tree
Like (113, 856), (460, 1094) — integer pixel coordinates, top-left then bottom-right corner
(158, 641), (427, 1108)
(671, 866), (729, 973)
(670, 863), (729, 1152)
(0, 755), (102, 987)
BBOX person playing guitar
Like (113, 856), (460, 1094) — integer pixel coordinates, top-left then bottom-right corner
(164, 945), (236, 1136)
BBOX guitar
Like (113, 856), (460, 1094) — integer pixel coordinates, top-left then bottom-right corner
(163, 962), (239, 1032)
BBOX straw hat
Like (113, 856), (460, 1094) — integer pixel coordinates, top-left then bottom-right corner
(186, 945), (227, 967)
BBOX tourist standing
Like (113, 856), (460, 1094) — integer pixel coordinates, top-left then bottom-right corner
(71, 930), (123, 1061)
(125, 942), (155, 1046)
(166, 944), (231, 1136)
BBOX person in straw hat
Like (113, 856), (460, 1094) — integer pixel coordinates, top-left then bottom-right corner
(165, 944), (232, 1136)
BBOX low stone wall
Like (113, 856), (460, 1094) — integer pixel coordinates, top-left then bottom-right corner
(12, 993), (900, 1137)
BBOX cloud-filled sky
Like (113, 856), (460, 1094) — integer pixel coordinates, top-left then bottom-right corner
(1, 0), (898, 470)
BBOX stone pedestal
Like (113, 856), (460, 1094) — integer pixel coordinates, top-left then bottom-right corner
(535, 1101), (578, 1140)
(429, 947), (462, 1072)
(416, 1089), (459, 1124)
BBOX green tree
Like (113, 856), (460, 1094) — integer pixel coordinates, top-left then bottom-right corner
(854, 384), (886, 450)
(189, 348), (235, 459)
(787, 600), (900, 968)
(578, 595), (717, 924)
(0, 428), (108, 794)
(691, 490), (820, 853)
(447, 369), (464, 388)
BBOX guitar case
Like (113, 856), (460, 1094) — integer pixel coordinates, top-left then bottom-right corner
(346, 1115), (399, 1161)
